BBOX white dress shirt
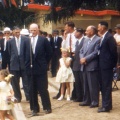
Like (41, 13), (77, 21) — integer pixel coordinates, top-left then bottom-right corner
(62, 31), (77, 53)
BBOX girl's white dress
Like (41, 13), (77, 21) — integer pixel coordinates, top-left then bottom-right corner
(0, 81), (13, 110)
(56, 57), (75, 83)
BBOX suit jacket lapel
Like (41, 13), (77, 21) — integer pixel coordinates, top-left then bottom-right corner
(84, 39), (90, 54)
(100, 32), (108, 47)
(20, 36), (24, 55)
(84, 36), (97, 54)
(13, 38), (18, 56)
(34, 37), (39, 58)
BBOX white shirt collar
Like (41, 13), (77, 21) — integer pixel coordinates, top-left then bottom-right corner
(78, 36), (84, 44)
(90, 35), (96, 41)
(102, 31), (108, 39)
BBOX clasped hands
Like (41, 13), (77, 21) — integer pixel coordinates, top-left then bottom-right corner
(80, 58), (86, 64)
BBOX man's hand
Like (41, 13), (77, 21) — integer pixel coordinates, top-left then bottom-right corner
(80, 58), (86, 64)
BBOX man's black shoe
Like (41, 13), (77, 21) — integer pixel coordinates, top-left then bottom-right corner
(70, 97), (76, 101)
(90, 104), (98, 108)
(73, 99), (82, 102)
(98, 107), (110, 113)
(79, 103), (90, 106)
(45, 109), (52, 114)
(53, 96), (59, 99)
(31, 110), (39, 116)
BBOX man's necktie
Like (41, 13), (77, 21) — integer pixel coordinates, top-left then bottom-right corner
(69, 34), (72, 52)
(17, 38), (20, 55)
(32, 37), (35, 54)
(86, 40), (91, 49)
(100, 37), (103, 46)
(75, 40), (79, 50)
(54, 37), (57, 43)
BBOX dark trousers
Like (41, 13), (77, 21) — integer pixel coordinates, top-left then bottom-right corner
(82, 70), (99, 105)
(10, 70), (29, 101)
(72, 71), (83, 101)
(27, 73), (51, 111)
(2, 51), (9, 69)
(51, 54), (60, 77)
(99, 69), (113, 110)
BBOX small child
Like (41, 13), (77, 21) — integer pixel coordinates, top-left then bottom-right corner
(56, 48), (75, 101)
(0, 69), (14, 120)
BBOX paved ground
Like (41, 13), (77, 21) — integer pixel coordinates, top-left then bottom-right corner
(19, 72), (120, 120)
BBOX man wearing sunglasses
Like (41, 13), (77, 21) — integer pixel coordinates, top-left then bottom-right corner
(0, 27), (11, 69)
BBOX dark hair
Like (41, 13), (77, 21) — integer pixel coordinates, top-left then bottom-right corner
(65, 21), (75, 28)
(13, 26), (20, 30)
(76, 28), (84, 34)
(61, 29), (64, 33)
(53, 30), (59, 34)
(42, 31), (48, 36)
(99, 21), (108, 29)
(0, 31), (3, 35)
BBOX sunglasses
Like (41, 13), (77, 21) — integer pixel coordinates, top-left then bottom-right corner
(4, 33), (10, 34)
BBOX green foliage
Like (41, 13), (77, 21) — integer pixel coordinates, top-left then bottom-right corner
(45, 0), (120, 22)
(0, 5), (34, 29)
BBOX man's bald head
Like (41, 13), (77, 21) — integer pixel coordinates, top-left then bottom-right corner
(29, 23), (39, 37)
(85, 25), (97, 38)
(30, 23), (39, 29)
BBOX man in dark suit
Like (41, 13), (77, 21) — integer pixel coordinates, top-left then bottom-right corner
(51, 30), (62, 77)
(97, 21), (117, 112)
(24, 23), (52, 116)
(6, 26), (29, 102)
(72, 28), (85, 102)
(79, 26), (100, 108)
(0, 27), (11, 69)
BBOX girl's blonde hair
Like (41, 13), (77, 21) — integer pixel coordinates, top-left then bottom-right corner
(0, 69), (13, 83)
(61, 48), (70, 56)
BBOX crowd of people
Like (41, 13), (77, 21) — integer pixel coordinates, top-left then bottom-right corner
(21, 0), (51, 6)
(0, 21), (119, 119)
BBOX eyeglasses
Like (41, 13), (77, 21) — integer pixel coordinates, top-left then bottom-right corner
(4, 33), (10, 34)
(15, 32), (20, 34)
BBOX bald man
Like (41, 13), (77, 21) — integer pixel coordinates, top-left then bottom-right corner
(24, 23), (52, 116)
(79, 26), (100, 108)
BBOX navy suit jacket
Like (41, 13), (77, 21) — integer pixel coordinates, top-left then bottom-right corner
(25, 36), (53, 75)
(7, 36), (29, 71)
(99, 32), (117, 70)
(51, 36), (62, 57)
(73, 37), (85, 71)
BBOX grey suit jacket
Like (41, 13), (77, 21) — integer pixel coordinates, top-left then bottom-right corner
(79, 35), (100, 71)
(7, 35), (30, 71)
(73, 37), (85, 71)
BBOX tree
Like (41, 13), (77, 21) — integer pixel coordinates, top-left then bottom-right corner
(0, 3), (34, 29)
(45, 0), (120, 22)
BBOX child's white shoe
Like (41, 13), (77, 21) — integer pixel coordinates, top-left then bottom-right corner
(67, 96), (71, 101)
(58, 96), (63, 101)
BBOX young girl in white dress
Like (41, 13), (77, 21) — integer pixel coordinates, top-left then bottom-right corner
(56, 48), (75, 101)
(0, 69), (14, 120)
